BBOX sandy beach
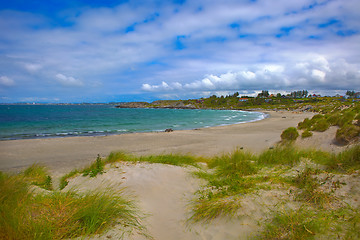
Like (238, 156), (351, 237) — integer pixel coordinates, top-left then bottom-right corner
(1, 110), (358, 240)
(0, 110), (318, 175)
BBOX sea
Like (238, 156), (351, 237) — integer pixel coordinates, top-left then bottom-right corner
(0, 105), (266, 140)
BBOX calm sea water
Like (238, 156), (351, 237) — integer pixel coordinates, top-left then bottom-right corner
(0, 105), (266, 140)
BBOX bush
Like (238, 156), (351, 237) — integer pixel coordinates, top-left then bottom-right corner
(326, 113), (341, 126)
(336, 124), (360, 145)
(301, 130), (313, 138)
(297, 118), (312, 130)
(281, 127), (299, 141)
(311, 119), (330, 132)
(337, 111), (356, 127)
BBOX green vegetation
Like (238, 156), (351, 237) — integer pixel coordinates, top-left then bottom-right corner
(0, 169), (148, 240)
(336, 124), (360, 145)
(257, 207), (360, 240)
(189, 150), (260, 223)
(59, 152), (202, 190)
(296, 102), (360, 144)
(2, 143), (360, 239)
(187, 144), (360, 239)
(22, 164), (53, 190)
(82, 154), (104, 177)
(280, 127), (299, 141)
(301, 129), (313, 138)
(258, 144), (301, 166)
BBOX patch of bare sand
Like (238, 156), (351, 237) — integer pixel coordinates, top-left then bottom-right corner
(295, 126), (345, 153)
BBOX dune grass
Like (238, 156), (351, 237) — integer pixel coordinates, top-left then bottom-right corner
(256, 206), (360, 240)
(4, 142), (359, 239)
(107, 151), (203, 167)
(22, 164), (53, 191)
(257, 144), (302, 166)
(189, 143), (360, 239)
(0, 170), (149, 240)
(59, 152), (202, 190)
(280, 127), (299, 141)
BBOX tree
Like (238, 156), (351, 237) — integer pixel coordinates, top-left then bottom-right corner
(346, 90), (355, 97)
(257, 90), (269, 98)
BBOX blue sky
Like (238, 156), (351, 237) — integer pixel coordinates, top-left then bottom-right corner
(0, 0), (359, 103)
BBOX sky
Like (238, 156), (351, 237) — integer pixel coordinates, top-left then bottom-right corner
(0, 0), (359, 103)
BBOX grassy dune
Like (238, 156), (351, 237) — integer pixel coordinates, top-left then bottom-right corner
(2, 144), (358, 239)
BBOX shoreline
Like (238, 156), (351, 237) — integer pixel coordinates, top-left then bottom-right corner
(0, 110), (317, 175)
(0, 108), (266, 141)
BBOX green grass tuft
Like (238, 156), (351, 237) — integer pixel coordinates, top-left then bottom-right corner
(336, 124), (360, 145)
(189, 197), (241, 223)
(281, 127), (299, 141)
(0, 172), (149, 240)
(257, 145), (301, 166)
(22, 164), (53, 190)
(297, 118), (312, 130)
(301, 130), (313, 138)
(82, 154), (104, 177)
(209, 150), (257, 177)
(310, 118), (330, 132)
(59, 170), (79, 190)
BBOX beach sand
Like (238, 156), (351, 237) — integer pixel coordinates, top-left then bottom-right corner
(0, 110), (316, 175)
(1, 110), (357, 240)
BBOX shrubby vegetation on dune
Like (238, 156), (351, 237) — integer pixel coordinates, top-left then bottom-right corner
(297, 102), (360, 144)
(281, 127), (299, 141)
(1, 143), (359, 239)
(0, 166), (149, 240)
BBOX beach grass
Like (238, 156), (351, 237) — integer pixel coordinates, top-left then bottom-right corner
(0, 170), (149, 240)
(22, 164), (53, 191)
(189, 143), (360, 240)
(59, 152), (202, 190)
(3, 142), (360, 239)
(256, 206), (360, 240)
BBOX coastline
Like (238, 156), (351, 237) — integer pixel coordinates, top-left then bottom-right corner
(0, 110), (317, 175)
(0, 107), (265, 141)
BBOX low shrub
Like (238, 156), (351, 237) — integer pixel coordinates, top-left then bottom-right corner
(335, 124), (360, 145)
(326, 113), (341, 126)
(337, 111), (356, 127)
(297, 118), (312, 130)
(301, 130), (313, 138)
(311, 119), (330, 132)
(281, 127), (299, 141)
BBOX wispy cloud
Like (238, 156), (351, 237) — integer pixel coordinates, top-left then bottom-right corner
(55, 74), (84, 87)
(0, 76), (15, 87)
(0, 0), (359, 102)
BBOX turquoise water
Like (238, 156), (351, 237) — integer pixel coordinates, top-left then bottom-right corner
(0, 105), (266, 140)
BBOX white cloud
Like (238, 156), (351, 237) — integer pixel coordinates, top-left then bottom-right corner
(142, 56), (360, 93)
(55, 74), (84, 87)
(0, 76), (15, 87)
(0, 0), (359, 102)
